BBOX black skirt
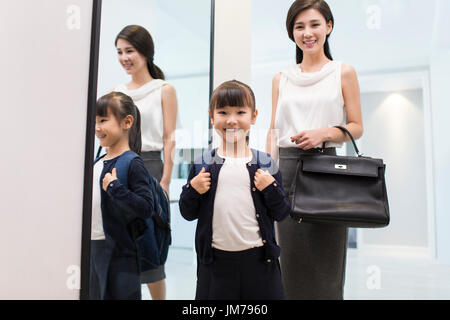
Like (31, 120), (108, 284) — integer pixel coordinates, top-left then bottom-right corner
(277, 147), (348, 300)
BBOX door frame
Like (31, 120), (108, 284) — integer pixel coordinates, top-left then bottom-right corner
(356, 68), (436, 260)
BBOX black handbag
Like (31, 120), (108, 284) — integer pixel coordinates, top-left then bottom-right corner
(290, 126), (390, 228)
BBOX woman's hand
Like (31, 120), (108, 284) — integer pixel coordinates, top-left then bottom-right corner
(102, 168), (118, 191)
(160, 180), (170, 197)
(190, 167), (211, 194)
(254, 169), (275, 191)
(290, 128), (328, 150)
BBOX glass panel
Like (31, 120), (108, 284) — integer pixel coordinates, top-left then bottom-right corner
(94, 0), (212, 299)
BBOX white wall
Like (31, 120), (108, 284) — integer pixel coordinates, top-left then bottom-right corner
(213, 0), (252, 87)
(430, 0), (450, 264)
(0, 0), (94, 299)
(359, 90), (428, 248)
(211, 0), (253, 148)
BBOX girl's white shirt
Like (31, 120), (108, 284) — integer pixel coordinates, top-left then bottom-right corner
(212, 151), (264, 252)
(91, 159), (105, 240)
(115, 79), (181, 152)
(275, 60), (345, 148)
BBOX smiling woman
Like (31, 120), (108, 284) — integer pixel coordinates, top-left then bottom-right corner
(267, 0), (363, 300)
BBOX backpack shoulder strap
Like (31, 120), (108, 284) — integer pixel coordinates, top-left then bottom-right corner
(253, 149), (277, 175)
(193, 148), (216, 175)
(94, 153), (106, 165)
(115, 150), (139, 188)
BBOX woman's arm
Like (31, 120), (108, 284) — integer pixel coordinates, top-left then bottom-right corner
(160, 83), (178, 195)
(292, 63), (363, 149)
(340, 63), (363, 140)
(266, 72), (282, 159)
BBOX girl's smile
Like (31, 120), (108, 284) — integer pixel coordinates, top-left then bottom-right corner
(211, 106), (257, 145)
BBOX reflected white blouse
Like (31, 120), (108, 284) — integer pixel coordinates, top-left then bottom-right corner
(115, 79), (168, 152)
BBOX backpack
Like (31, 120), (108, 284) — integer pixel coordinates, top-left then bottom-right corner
(95, 149), (171, 271)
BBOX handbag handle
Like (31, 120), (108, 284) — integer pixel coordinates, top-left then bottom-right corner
(323, 126), (361, 157)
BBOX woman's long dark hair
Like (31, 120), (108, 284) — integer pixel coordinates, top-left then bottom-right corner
(96, 92), (142, 155)
(286, 0), (334, 64)
(115, 25), (165, 80)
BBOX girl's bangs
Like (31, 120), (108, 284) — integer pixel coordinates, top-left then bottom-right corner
(96, 95), (121, 119)
(213, 86), (253, 109)
(96, 96), (110, 117)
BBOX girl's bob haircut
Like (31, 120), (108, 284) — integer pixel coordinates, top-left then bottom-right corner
(96, 91), (142, 155)
(209, 80), (256, 113)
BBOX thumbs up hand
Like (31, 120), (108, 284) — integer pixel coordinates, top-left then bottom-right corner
(103, 167), (118, 191)
(254, 169), (275, 191)
(189, 167), (211, 194)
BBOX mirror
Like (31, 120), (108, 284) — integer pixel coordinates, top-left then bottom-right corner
(89, 0), (212, 300)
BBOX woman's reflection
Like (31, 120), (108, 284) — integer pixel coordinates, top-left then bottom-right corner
(113, 25), (178, 300)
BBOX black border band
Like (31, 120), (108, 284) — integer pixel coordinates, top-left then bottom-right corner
(208, 0), (215, 150)
(80, 0), (102, 300)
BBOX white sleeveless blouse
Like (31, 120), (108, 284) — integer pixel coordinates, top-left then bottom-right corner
(275, 61), (345, 148)
(115, 79), (169, 152)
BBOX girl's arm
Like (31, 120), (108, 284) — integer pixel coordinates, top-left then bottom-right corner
(266, 72), (282, 159)
(179, 165), (203, 221)
(160, 84), (178, 195)
(292, 64), (364, 149)
(105, 158), (153, 222)
(260, 169), (290, 222)
(254, 156), (290, 222)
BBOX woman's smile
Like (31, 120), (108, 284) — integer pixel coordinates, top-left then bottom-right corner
(122, 62), (133, 70)
(303, 39), (317, 48)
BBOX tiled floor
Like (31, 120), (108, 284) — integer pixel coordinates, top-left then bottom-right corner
(142, 247), (450, 300)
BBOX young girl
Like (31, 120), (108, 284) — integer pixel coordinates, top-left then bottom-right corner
(267, 0), (363, 299)
(179, 80), (290, 300)
(90, 91), (153, 300)
(114, 25), (178, 299)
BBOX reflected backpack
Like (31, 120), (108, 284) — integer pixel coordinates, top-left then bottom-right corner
(98, 150), (171, 271)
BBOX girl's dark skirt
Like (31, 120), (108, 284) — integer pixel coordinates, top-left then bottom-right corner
(277, 147), (348, 300)
(196, 247), (285, 300)
(140, 150), (166, 284)
(90, 240), (141, 300)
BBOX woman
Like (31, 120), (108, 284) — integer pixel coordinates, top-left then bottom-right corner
(114, 25), (178, 300)
(266, 0), (363, 299)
